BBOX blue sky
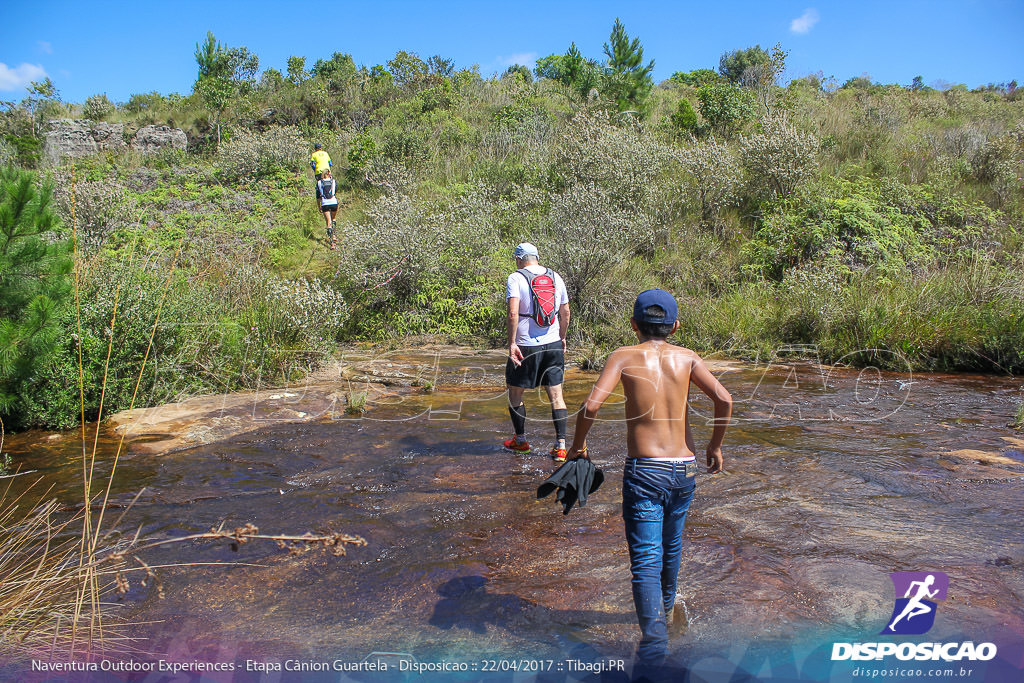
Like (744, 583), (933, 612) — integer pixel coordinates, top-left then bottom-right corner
(1, 0), (1022, 103)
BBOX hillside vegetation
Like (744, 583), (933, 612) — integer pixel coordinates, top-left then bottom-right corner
(1, 26), (1023, 430)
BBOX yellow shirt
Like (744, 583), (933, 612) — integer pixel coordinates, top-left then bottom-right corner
(310, 150), (331, 174)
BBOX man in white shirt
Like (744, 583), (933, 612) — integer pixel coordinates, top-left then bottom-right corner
(504, 242), (571, 461)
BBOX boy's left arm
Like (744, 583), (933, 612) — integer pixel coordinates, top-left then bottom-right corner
(567, 350), (624, 459)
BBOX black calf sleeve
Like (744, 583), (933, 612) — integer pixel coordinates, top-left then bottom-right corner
(509, 402), (527, 436)
(552, 408), (568, 441)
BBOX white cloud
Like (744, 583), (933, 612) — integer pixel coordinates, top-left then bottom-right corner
(0, 62), (48, 91)
(790, 8), (820, 34)
(38, 41), (52, 54)
(497, 52), (538, 68)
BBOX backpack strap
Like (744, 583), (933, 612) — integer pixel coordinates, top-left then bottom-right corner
(516, 268), (536, 313)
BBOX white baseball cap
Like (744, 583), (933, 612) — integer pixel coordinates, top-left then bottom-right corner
(514, 242), (539, 258)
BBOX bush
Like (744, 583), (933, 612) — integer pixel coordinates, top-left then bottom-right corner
(696, 83), (756, 137)
(341, 183), (503, 338)
(82, 93), (115, 121)
(51, 169), (137, 254)
(216, 125), (307, 181)
(17, 255), (349, 430)
(669, 69), (722, 87)
(669, 98), (698, 134)
(741, 177), (998, 280)
(542, 183), (654, 325)
(0, 138), (14, 166)
(552, 109), (671, 212)
(739, 115), (820, 200)
(676, 136), (742, 228)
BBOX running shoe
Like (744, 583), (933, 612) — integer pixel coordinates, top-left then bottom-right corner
(550, 446), (567, 463)
(503, 436), (531, 453)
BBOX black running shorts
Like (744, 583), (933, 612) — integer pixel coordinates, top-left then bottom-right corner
(505, 340), (564, 388)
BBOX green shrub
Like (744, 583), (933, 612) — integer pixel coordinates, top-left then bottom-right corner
(741, 177), (999, 280)
(676, 136), (742, 228)
(82, 93), (115, 121)
(216, 125), (307, 181)
(739, 115), (819, 200)
(669, 69), (722, 87)
(696, 83), (756, 137)
(347, 131), (377, 181)
(669, 98), (698, 134)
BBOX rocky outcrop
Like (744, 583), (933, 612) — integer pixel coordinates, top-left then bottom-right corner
(44, 119), (126, 164)
(131, 125), (188, 154)
(44, 119), (187, 164)
(91, 122), (128, 152)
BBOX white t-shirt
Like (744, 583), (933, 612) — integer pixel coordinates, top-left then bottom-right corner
(506, 265), (569, 347)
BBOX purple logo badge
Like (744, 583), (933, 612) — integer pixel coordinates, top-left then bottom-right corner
(881, 572), (949, 635)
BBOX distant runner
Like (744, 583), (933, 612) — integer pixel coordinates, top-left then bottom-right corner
(316, 169), (339, 250)
(310, 142), (332, 181)
(566, 289), (732, 675)
(504, 242), (571, 461)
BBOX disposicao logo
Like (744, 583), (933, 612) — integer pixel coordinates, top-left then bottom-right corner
(831, 571), (998, 663)
(882, 571), (948, 635)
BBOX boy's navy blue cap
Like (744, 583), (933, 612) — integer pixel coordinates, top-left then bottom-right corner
(633, 289), (678, 324)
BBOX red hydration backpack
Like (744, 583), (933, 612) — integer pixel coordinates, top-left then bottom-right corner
(517, 268), (559, 327)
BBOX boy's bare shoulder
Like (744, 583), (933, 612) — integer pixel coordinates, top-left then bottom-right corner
(668, 343), (700, 359)
(606, 342), (701, 363)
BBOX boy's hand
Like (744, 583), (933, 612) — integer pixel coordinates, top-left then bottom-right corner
(509, 343), (524, 367)
(706, 447), (724, 474)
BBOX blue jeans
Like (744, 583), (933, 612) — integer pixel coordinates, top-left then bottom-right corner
(622, 459), (696, 666)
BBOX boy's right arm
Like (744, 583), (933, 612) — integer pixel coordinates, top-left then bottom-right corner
(689, 355), (733, 473)
(567, 350), (625, 459)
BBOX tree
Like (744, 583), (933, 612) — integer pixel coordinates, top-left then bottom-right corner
(287, 56), (308, 85)
(910, 75), (924, 91)
(23, 78), (61, 136)
(602, 18), (655, 113)
(0, 166), (72, 425)
(743, 43), (788, 114)
(193, 32), (259, 145)
(562, 42), (602, 98)
(387, 51), (428, 89)
(718, 45), (771, 84)
(502, 64), (533, 83)
(696, 82), (756, 137)
(195, 31), (227, 80)
(534, 54), (569, 81)
(669, 98), (698, 135)
(670, 69), (722, 87)
(427, 55), (455, 78)
(841, 75), (874, 90)
(312, 52), (357, 89)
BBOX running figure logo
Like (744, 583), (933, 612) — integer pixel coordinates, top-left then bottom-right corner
(881, 572), (949, 635)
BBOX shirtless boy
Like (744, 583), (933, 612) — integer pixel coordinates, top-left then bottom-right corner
(566, 288), (733, 672)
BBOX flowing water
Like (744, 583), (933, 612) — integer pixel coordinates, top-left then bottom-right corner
(3, 348), (1023, 682)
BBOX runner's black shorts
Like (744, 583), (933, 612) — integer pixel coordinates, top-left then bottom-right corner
(506, 340), (564, 388)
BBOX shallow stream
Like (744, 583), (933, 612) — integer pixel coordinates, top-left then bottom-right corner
(4, 349), (1023, 681)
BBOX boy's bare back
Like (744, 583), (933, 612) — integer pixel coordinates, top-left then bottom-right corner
(612, 341), (698, 459)
(570, 338), (732, 472)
